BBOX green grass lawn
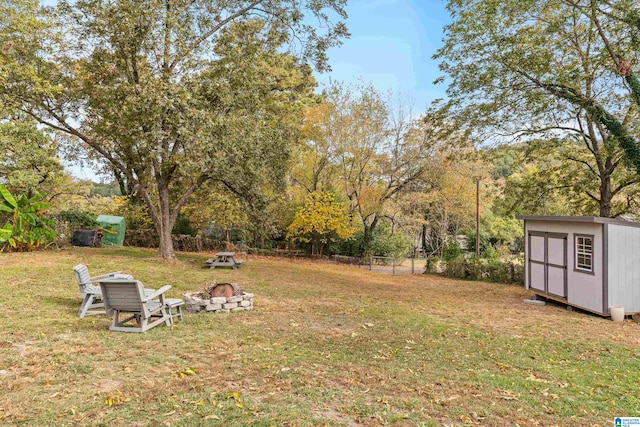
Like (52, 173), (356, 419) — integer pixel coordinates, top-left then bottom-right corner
(1, 247), (639, 426)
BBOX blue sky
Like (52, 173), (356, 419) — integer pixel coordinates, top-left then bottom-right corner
(315, 0), (450, 111)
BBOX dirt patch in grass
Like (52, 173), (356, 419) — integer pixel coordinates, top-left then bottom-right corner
(95, 379), (123, 393)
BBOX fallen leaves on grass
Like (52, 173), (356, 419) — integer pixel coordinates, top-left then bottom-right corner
(540, 389), (559, 400)
(5, 249), (640, 425)
(172, 367), (197, 378)
(500, 390), (520, 401)
(226, 392), (244, 409)
(434, 395), (461, 406)
(104, 391), (130, 407)
(525, 374), (550, 383)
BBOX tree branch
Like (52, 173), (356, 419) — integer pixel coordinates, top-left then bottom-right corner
(169, 0), (265, 70)
(170, 174), (211, 224)
(20, 107), (130, 176)
(565, 155), (600, 178)
(585, 190), (599, 203)
(136, 185), (160, 228)
(612, 177), (640, 197)
(219, 179), (244, 198)
(515, 70), (640, 174)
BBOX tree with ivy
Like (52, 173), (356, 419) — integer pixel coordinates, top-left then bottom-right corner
(436, 0), (640, 187)
(490, 138), (640, 218)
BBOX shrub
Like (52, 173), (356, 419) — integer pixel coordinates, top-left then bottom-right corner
(442, 237), (464, 261)
(173, 214), (196, 236)
(425, 256), (444, 274)
(370, 229), (411, 259)
(0, 185), (57, 251)
(482, 244), (499, 260)
(428, 255), (524, 285)
(328, 220), (411, 259)
(465, 232), (492, 257)
(52, 210), (99, 228)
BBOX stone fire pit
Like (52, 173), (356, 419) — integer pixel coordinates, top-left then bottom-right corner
(184, 283), (254, 314)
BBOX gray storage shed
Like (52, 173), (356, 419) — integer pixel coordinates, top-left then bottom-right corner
(517, 215), (640, 316)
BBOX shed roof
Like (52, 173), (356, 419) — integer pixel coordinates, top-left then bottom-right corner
(516, 215), (640, 228)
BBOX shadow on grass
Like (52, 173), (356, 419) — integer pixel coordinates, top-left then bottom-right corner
(42, 295), (81, 311)
(536, 295), (609, 319)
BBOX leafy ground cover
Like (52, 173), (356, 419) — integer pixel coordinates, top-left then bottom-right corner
(1, 248), (639, 426)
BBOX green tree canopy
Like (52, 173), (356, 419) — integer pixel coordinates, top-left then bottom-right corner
(435, 0), (640, 177)
(0, 114), (64, 195)
(1, 0), (348, 258)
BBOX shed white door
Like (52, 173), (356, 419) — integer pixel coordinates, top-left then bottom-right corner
(528, 232), (567, 298)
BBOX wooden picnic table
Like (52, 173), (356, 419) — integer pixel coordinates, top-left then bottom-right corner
(205, 252), (243, 269)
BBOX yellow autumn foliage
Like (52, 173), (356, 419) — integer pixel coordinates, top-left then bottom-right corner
(287, 192), (357, 253)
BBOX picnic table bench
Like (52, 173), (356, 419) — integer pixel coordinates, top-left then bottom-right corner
(205, 252), (243, 269)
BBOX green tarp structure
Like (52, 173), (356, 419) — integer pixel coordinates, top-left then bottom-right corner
(96, 215), (126, 246)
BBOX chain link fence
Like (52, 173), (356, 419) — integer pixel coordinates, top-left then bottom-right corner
(331, 255), (425, 275)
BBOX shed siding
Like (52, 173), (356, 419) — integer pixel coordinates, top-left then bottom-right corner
(526, 220), (603, 313)
(607, 224), (640, 313)
(524, 222), (530, 289)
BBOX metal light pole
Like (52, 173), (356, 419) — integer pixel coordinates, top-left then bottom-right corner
(476, 178), (480, 258)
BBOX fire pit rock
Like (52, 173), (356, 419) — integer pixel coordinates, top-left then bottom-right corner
(183, 283), (254, 314)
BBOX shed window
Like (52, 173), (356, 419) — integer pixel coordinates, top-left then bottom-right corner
(575, 235), (593, 272)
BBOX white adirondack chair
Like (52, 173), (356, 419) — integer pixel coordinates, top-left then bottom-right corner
(98, 279), (176, 333)
(73, 264), (134, 318)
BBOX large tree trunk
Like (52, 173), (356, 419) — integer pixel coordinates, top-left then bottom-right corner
(360, 224), (372, 257)
(439, 209), (448, 258)
(140, 178), (178, 259)
(113, 168), (128, 197)
(138, 172), (206, 259)
(359, 214), (380, 256)
(113, 167), (139, 198)
(421, 221), (428, 254)
(158, 217), (175, 258)
(580, 115), (616, 218)
(157, 183), (176, 259)
(369, 214), (380, 235)
(599, 172), (613, 218)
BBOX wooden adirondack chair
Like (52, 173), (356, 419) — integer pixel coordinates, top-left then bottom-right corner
(73, 264), (134, 318)
(98, 279), (177, 333)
